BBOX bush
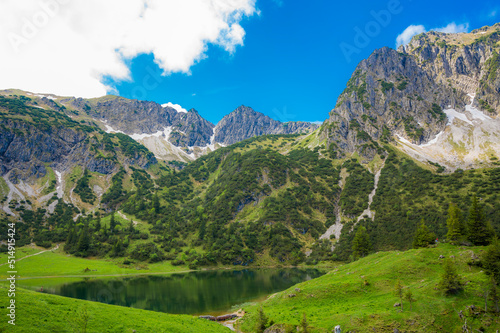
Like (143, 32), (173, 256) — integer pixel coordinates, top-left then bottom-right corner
(129, 242), (164, 262)
(35, 240), (52, 249)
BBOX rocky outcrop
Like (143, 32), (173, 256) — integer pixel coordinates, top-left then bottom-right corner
(60, 97), (317, 157)
(0, 98), (156, 183)
(215, 106), (318, 146)
(319, 24), (500, 162)
(64, 96), (215, 148)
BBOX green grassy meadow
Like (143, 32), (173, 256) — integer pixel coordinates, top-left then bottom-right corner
(2, 243), (500, 332)
(0, 245), (190, 279)
(238, 244), (500, 332)
(0, 286), (229, 333)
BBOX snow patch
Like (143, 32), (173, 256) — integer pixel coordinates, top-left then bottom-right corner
(55, 171), (63, 199)
(162, 102), (188, 113)
(130, 130), (164, 141)
(396, 134), (412, 145)
(105, 124), (125, 134)
(35, 94), (56, 100)
(208, 127), (217, 151)
(466, 103), (491, 121)
(419, 131), (444, 147)
(444, 108), (473, 126)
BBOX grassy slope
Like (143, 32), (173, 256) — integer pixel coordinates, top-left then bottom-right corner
(0, 286), (229, 333)
(238, 244), (500, 333)
(0, 245), (190, 279)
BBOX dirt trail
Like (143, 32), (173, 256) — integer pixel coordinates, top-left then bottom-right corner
(0, 244), (59, 266)
(117, 211), (139, 226)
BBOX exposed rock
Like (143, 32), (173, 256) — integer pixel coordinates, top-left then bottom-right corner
(61, 97), (317, 161)
(215, 106), (318, 146)
(319, 24), (500, 167)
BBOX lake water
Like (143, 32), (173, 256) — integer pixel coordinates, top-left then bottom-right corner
(23, 268), (323, 315)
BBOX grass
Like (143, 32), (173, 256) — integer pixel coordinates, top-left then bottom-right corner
(237, 244), (500, 332)
(0, 245), (190, 279)
(0, 286), (229, 333)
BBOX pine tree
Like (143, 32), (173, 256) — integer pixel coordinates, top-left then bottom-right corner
(489, 277), (499, 313)
(64, 225), (77, 252)
(128, 220), (134, 233)
(256, 306), (268, 333)
(300, 312), (309, 333)
(153, 194), (160, 214)
(404, 289), (416, 310)
(446, 203), (464, 243)
(467, 195), (492, 245)
(76, 224), (91, 257)
(439, 259), (463, 295)
(111, 239), (123, 257)
(395, 280), (404, 311)
(352, 226), (371, 258)
(109, 212), (116, 234)
(483, 238), (500, 283)
(412, 219), (436, 248)
(95, 215), (101, 231)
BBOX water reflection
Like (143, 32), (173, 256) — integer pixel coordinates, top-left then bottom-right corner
(27, 268), (323, 314)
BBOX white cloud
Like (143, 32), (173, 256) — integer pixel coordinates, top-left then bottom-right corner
(434, 22), (469, 34)
(396, 22), (469, 47)
(162, 102), (188, 113)
(396, 25), (425, 47)
(489, 9), (498, 18)
(0, 0), (257, 98)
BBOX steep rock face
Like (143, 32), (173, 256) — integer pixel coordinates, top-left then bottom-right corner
(215, 106), (318, 146)
(0, 118), (114, 182)
(64, 97), (215, 148)
(61, 97), (318, 161)
(402, 27), (500, 113)
(168, 109), (214, 147)
(0, 96), (156, 184)
(320, 24), (500, 161)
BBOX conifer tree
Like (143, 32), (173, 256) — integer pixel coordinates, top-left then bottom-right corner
(489, 277), (499, 313)
(483, 238), (500, 283)
(412, 219), (436, 248)
(467, 195), (492, 245)
(352, 226), (371, 258)
(446, 203), (464, 243)
(256, 306), (268, 333)
(76, 224), (90, 256)
(439, 259), (463, 295)
(111, 239), (123, 257)
(395, 280), (404, 311)
(64, 225), (76, 252)
(109, 212), (116, 234)
(95, 215), (101, 232)
(404, 289), (416, 310)
(300, 312), (309, 333)
(153, 194), (160, 214)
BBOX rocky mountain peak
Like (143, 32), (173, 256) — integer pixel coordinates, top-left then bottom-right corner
(214, 106), (318, 146)
(319, 24), (500, 166)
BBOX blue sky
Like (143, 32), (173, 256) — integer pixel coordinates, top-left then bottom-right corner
(1, 0), (499, 124)
(108, 0), (499, 124)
